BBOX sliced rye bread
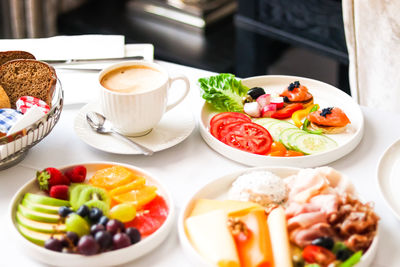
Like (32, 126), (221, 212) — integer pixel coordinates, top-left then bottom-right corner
(0, 51), (35, 66)
(0, 59), (57, 109)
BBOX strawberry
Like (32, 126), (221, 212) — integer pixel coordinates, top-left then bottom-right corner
(49, 185), (69, 200)
(37, 167), (70, 192)
(65, 165), (87, 183)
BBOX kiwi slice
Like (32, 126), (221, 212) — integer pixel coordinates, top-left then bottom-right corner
(77, 187), (110, 210)
(69, 184), (91, 210)
(85, 200), (110, 216)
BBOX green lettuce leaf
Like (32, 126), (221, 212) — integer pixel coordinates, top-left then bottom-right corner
(198, 73), (248, 112)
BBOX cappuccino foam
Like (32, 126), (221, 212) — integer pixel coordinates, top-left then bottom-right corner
(101, 65), (165, 93)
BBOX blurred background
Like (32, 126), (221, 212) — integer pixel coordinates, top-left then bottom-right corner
(0, 0), (349, 94)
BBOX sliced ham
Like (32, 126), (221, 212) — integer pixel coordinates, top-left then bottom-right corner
(286, 168), (328, 203)
(287, 211), (327, 232)
(310, 194), (339, 216)
(290, 223), (335, 248)
(316, 166), (355, 195)
(285, 202), (321, 218)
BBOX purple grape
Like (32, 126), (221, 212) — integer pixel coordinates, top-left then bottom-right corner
(94, 231), (113, 250)
(113, 233), (131, 250)
(106, 219), (125, 235)
(60, 232), (79, 248)
(44, 238), (63, 252)
(90, 224), (105, 236)
(125, 227), (141, 245)
(77, 235), (99, 255)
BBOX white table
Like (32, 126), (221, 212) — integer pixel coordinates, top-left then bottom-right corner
(0, 61), (399, 267)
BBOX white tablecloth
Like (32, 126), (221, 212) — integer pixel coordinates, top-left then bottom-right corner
(0, 61), (399, 267)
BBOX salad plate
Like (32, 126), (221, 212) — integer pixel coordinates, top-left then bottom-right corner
(199, 75), (364, 167)
(74, 102), (195, 155)
(178, 166), (379, 267)
(8, 162), (175, 267)
(377, 138), (400, 220)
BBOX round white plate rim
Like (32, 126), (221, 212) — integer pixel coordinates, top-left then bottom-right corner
(178, 166), (378, 267)
(377, 138), (400, 221)
(74, 102), (195, 155)
(9, 161), (175, 267)
(199, 75), (364, 167)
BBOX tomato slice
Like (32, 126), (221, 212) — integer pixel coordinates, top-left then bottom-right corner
(221, 122), (273, 155)
(209, 112), (251, 139)
(302, 245), (336, 265)
(125, 195), (168, 237)
(271, 103), (303, 119)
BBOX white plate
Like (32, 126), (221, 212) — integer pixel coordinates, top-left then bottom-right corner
(377, 138), (400, 220)
(9, 162), (175, 267)
(74, 102), (195, 155)
(178, 166), (378, 267)
(199, 75), (364, 167)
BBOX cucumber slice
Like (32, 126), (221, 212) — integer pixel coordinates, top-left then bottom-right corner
(279, 128), (304, 149)
(266, 121), (298, 141)
(294, 134), (338, 155)
(288, 132), (308, 151)
(253, 118), (280, 129)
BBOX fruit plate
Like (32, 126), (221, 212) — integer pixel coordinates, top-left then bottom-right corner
(8, 162), (175, 267)
(377, 138), (400, 221)
(199, 75), (364, 167)
(178, 166), (378, 267)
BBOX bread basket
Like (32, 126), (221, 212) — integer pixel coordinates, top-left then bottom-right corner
(0, 79), (63, 170)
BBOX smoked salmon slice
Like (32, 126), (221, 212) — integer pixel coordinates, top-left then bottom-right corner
(307, 107), (350, 127)
(280, 81), (313, 102)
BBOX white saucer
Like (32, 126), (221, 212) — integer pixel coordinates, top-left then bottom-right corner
(377, 138), (400, 221)
(74, 102), (195, 154)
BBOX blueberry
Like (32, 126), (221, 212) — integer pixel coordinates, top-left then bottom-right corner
(89, 208), (103, 222)
(98, 216), (109, 226)
(311, 236), (334, 250)
(76, 205), (90, 217)
(58, 206), (73, 217)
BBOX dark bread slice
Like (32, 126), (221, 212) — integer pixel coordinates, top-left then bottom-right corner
(0, 59), (57, 109)
(0, 51), (35, 66)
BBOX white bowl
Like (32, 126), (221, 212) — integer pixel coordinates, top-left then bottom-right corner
(199, 75), (364, 167)
(178, 166), (378, 267)
(9, 161), (175, 267)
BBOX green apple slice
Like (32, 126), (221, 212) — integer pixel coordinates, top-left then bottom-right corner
(16, 223), (63, 246)
(21, 199), (61, 214)
(18, 204), (60, 223)
(24, 193), (70, 207)
(16, 212), (66, 234)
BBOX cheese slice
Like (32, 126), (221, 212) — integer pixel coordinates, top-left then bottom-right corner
(267, 206), (293, 267)
(189, 199), (262, 218)
(185, 210), (240, 267)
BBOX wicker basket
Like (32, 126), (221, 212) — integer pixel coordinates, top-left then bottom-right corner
(0, 80), (64, 170)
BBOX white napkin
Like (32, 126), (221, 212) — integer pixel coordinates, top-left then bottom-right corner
(8, 106), (46, 135)
(0, 35), (125, 60)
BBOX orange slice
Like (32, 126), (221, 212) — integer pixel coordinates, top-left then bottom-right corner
(89, 166), (137, 190)
(109, 177), (146, 197)
(112, 186), (157, 209)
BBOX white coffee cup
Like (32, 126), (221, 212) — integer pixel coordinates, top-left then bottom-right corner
(99, 61), (190, 136)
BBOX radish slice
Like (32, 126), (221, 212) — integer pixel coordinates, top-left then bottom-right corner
(256, 94), (271, 109)
(270, 96), (284, 109)
(261, 103), (277, 118)
(244, 102), (261, 117)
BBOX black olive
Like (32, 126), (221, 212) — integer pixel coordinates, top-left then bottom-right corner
(247, 87), (266, 100)
(336, 248), (353, 261)
(311, 236), (334, 250)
